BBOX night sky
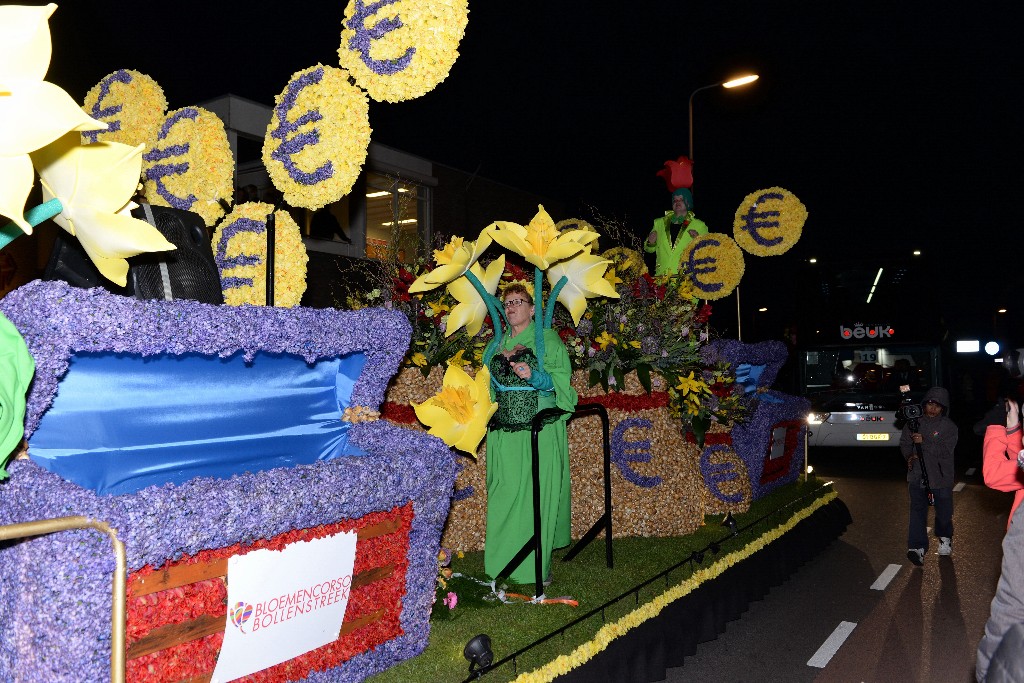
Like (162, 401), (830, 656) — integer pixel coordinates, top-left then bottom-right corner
(43, 1), (1022, 339)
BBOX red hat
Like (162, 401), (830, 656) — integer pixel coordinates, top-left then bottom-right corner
(656, 156), (694, 192)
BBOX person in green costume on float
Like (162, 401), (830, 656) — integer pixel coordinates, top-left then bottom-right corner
(645, 186), (709, 276)
(484, 282), (577, 586)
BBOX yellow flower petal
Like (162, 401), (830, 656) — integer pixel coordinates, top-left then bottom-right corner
(0, 80), (105, 157)
(0, 3), (56, 83)
(445, 256), (504, 337)
(32, 133), (175, 286)
(411, 365), (496, 456)
(409, 232), (493, 293)
(547, 249), (620, 325)
(0, 154), (35, 233)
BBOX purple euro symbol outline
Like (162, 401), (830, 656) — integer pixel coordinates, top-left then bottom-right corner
(686, 236), (724, 294)
(215, 217), (265, 290)
(345, 0), (416, 76)
(268, 67), (334, 186)
(83, 69), (131, 144)
(611, 418), (662, 488)
(700, 444), (745, 503)
(738, 191), (785, 248)
(142, 108), (199, 210)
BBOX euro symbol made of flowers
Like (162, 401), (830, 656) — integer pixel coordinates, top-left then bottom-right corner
(412, 363), (497, 456)
(0, 3), (107, 234)
(487, 205), (599, 271)
(545, 247), (620, 326)
(408, 232), (494, 294)
(446, 255), (505, 337)
(30, 132), (175, 286)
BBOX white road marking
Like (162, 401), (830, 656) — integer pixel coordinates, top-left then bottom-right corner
(966, 467), (976, 476)
(808, 621), (857, 668)
(870, 564), (901, 591)
(954, 482), (966, 492)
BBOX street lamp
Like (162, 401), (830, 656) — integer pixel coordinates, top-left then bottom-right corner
(686, 73), (758, 340)
(687, 74), (758, 162)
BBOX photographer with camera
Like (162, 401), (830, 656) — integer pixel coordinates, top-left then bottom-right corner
(900, 386), (958, 566)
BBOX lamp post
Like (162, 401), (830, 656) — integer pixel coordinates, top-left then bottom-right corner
(687, 73), (758, 339)
(687, 74), (758, 162)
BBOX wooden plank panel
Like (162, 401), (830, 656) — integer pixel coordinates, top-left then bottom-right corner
(129, 518), (403, 597)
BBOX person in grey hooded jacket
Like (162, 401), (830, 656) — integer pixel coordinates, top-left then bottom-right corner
(900, 386), (958, 565)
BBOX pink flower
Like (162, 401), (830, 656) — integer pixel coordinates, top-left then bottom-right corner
(444, 592), (458, 610)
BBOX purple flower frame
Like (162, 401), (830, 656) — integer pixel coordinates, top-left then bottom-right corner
(0, 280), (459, 682)
(701, 339), (810, 500)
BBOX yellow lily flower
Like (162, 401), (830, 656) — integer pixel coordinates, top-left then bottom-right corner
(546, 247), (620, 325)
(412, 364), (497, 456)
(0, 4), (106, 234)
(445, 255), (505, 337)
(427, 300), (451, 317)
(408, 231), (493, 294)
(675, 371), (707, 397)
(488, 205), (599, 270)
(30, 132), (175, 286)
(595, 331), (616, 350)
(410, 352), (428, 367)
(446, 349), (468, 368)
(628, 340), (642, 349)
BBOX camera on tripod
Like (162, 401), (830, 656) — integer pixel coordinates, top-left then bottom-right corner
(894, 383), (922, 431)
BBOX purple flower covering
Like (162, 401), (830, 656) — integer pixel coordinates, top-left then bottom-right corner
(0, 280), (457, 681)
(701, 339), (810, 500)
(0, 280), (411, 437)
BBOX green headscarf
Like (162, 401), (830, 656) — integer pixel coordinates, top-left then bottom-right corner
(0, 312), (34, 479)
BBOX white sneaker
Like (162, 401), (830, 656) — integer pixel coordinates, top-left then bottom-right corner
(938, 537), (952, 556)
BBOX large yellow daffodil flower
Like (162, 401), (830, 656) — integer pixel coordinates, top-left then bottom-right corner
(30, 132), (175, 286)
(445, 255), (504, 337)
(408, 232), (494, 294)
(0, 4), (106, 234)
(412, 364), (497, 456)
(488, 205), (599, 270)
(546, 247), (620, 325)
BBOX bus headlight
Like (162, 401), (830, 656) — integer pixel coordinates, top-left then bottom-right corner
(807, 411), (830, 425)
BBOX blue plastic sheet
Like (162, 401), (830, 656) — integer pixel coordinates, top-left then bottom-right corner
(29, 351), (367, 495)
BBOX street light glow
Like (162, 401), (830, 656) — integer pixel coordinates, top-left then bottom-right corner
(722, 74), (759, 88)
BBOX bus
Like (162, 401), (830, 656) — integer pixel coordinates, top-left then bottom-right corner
(789, 256), (946, 447)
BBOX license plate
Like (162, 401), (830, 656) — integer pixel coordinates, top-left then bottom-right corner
(857, 433), (889, 441)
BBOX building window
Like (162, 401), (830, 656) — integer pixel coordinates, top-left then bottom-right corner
(364, 171), (428, 264)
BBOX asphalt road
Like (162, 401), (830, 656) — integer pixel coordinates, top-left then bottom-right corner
(662, 441), (1013, 683)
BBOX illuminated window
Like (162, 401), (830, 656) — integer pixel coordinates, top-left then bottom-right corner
(364, 172), (428, 264)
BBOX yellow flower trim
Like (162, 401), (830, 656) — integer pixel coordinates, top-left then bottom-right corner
(680, 233), (745, 301)
(732, 187), (808, 257)
(81, 69), (167, 149)
(337, 0), (470, 103)
(212, 201), (309, 307)
(263, 64), (371, 210)
(142, 106), (234, 227)
(513, 491), (838, 683)
(500, 278), (534, 301)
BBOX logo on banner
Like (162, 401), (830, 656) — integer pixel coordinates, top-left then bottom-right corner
(230, 602), (254, 633)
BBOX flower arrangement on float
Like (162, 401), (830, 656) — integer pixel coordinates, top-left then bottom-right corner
(348, 208), (753, 442)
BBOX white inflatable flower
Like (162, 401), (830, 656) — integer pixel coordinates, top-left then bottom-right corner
(408, 232), (493, 294)
(488, 205), (599, 271)
(446, 255), (505, 337)
(0, 4), (106, 233)
(31, 132), (175, 286)
(546, 247), (620, 325)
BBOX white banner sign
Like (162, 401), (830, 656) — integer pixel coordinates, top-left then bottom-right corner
(211, 530), (358, 682)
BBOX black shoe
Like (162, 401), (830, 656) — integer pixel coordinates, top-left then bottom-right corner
(907, 548), (924, 566)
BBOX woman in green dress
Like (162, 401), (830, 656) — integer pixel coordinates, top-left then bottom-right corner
(484, 283), (577, 586)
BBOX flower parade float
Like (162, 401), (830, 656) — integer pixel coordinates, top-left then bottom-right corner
(0, 2), (475, 681)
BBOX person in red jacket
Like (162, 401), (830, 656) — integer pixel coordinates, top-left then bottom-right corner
(982, 398), (1024, 528)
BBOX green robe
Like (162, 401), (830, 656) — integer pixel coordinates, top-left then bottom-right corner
(644, 210), (709, 276)
(484, 322), (577, 585)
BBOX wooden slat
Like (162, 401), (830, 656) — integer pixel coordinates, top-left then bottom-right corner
(129, 518), (403, 598)
(127, 565), (396, 660)
(128, 613), (224, 660)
